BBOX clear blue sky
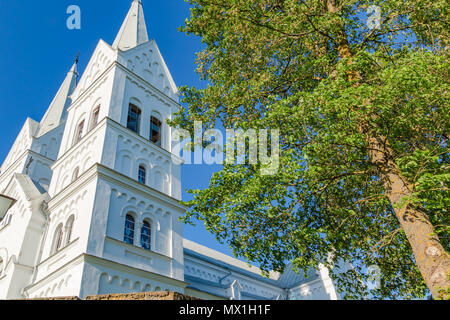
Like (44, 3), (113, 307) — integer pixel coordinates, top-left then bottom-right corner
(0, 0), (236, 258)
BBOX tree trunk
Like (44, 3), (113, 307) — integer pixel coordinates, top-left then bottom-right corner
(326, 0), (450, 299)
(364, 124), (450, 299)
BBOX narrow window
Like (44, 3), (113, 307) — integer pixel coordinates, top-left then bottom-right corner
(127, 104), (141, 134)
(150, 116), (162, 146)
(141, 220), (151, 250)
(138, 165), (146, 184)
(123, 214), (135, 245)
(52, 224), (64, 254)
(90, 106), (100, 130)
(74, 120), (85, 145)
(72, 167), (80, 182)
(65, 216), (74, 246)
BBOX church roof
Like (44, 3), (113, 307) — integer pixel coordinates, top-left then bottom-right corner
(112, 0), (149, 51)
(37, 62), (78, 137)
(183, 239), (319, 289)
(276, 265), (319, 288)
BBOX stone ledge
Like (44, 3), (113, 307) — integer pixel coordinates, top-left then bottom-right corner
(27, 296), (81, 300)
(26, 292), (200, 301)
(85, 291), (200, 300)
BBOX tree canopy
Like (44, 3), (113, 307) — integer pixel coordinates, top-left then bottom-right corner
(171, 0), (449, 299)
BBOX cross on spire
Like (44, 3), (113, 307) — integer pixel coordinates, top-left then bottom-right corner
(74, 51), (80, 65)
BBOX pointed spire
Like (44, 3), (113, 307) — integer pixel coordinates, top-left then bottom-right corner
(74, 51), (80, 66)
(112, 0), (149, 51)
(37, 58), (78, 137)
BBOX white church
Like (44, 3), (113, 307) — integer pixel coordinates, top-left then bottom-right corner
(0, 0), (343, 300)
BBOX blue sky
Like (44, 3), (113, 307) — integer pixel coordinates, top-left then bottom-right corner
(0, 0), (237, 258)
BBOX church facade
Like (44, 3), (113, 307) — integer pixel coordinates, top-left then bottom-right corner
(0, 0), (342, 300)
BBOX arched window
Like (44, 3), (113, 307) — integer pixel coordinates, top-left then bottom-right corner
(65, 215), (75, 246)
(74, 120), (85, 145)
(89, 106), (100, 130)
(72, 167), (80, 182)
(150, 116), (162, 146)
(123, 214), (135, 245)
(51, 224), (64, 254)
(141, 220), (151, 250)
(138, 165), (146, 184)
(127, 104), (141, 134)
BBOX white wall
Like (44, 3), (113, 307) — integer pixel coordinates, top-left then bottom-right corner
(0, 175), (47, 299)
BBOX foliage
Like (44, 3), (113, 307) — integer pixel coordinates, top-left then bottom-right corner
(171, 0), (450, 299)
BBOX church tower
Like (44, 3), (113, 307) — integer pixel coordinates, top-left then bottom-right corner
(0, 55), (79, 299)
(20, 0), (186, 298)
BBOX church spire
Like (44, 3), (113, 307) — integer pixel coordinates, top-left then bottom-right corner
(112, 0), (149, 51)
(37, 58), (78, 137)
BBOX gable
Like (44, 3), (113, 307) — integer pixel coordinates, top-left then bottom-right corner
(120, 40), (179, 101)
(71, 40), (117, 102)
(0, 118), (39, 175)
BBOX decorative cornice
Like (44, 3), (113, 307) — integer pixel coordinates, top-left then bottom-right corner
(50, 117), (107, 171)
(183, 249), (285, 290)
(24, 252), (85, 295)
(48, 161), (186, 213)
(96, 163), (186, 212)
(83, 253), (189, 288)
(35, 238), (80, 269)
(105, 236), (172, 262)
(67, 58), (181, 115)
(116, 60), (181, 108)
(67, 61), (116, 113)
(0, 149), (55, 183)
(106, 116), (180, 162)
(47, 163), (98, 210)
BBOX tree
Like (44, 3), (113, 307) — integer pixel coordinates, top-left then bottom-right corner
(171, 0), (449, 299)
